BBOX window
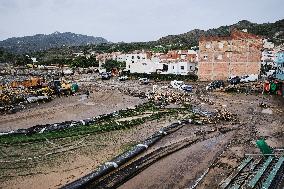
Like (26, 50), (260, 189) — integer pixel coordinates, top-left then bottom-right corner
(203, 55), (208, 60)
(206, 43), (211, 49)
(181, 66), (184, 70)
(190, 66), (192, 70)
(128, 65), (130, 69)
(218, 42), (224, 49)
(228, 41), (232, 47)
(132, 61), (134, 63)
(163, 64), (168, 71)
(132, 56), (134, 59)
(137, 56), (140, 59)
(172, 66), (175, 69)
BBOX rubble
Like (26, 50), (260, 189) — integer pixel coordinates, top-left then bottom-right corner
(261, 108), (273, 114)
(193, 108), (238, 124)
(224, 82), (263, 94)
(0, 74), (79, 114)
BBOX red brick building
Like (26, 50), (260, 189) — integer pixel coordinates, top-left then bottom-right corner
(198, 29), (263, 81)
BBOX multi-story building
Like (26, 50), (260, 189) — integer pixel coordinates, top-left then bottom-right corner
(159, 50), (198, 63)
(159, 61), (196, 75)
(96, 50), (198, 75)
(275, 51), (284, 81)
(198, 29), (263, 81)
(114, 51), (161, 74)
(158, 50), (198, 75)
(261, 39), (276, 69)
(263, 39), (274, 49)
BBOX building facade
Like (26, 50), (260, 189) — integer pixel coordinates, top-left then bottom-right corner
(275, 51), (284, 81)
(198, 29), (263, 81)
(160, 62), (195, 75)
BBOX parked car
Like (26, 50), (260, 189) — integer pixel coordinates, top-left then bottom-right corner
(139, 78), (150, 85)
(206, 80), (225, 90)
(240, 74), (258, 83)
(170, 80), (184, 89)
(229, 76), (241, 85)
(101, 72), (110, 80)
(268, 73), (276, 81)
(265, 70), (276, 77)
(118, 75), (128, 81)
(181, 84), (193, 92)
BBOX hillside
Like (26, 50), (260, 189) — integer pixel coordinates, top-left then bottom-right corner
(0, 32), (108, 54)
(157, 19), (284, 48)
(1, 19), (283, 64)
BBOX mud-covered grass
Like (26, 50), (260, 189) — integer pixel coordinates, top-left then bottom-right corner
(0, 103), (192, 186)
(0, 102), (192, 144)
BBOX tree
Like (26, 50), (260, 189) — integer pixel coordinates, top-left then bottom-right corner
(14, 55), (33, 66)
(69, 56), (99, 68)
(102, 60), (126, 72)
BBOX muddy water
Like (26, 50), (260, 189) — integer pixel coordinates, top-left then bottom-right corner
(119, 132), (234, 189)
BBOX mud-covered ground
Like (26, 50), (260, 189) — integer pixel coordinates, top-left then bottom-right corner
(0, 79), (283, 189)
(0, 80), (148, 131)
(119, 92), (284, 189)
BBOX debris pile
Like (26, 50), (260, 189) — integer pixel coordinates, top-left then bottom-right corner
(0, 76), (79, 114)
(198, 96), (214, 105)
(224, 82), (263, 94)
(118, 88), (148, 98)
(193, 108), (238, 124)
(263, 79), (283, 96)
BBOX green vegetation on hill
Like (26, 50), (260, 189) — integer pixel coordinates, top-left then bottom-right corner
(0, 32), (108, 54)
(158, 19), (284, 48)
(0, 47), (32, 65)
(40, 19), (284, 58)
(40, 56), (99, 68)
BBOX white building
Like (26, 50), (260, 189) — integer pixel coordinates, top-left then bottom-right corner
(122, 52), (162, 74)
(263, 39), (274, 50)
(261, 49), (275, 66)
(97, 50), (198, 75)
(73, 52), (84, 57)
(31, 58), (38, 63)
(160, 62), (196, 75)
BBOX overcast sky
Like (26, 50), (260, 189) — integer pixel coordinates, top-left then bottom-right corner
(0, 0), (283, 42)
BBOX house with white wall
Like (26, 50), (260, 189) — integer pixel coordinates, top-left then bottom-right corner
(97, 49), (198, 75)
(122, 52), (162, 74)
(159, 62), (196, 75)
